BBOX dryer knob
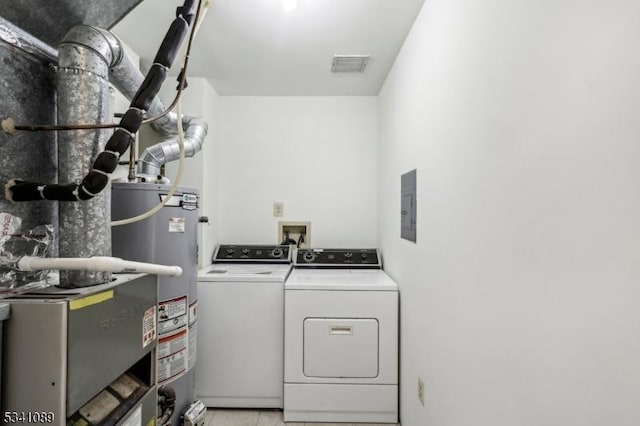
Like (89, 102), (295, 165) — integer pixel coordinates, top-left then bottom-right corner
(241, 249), (250, 255)
(344, 252), (353, 259)
(303, 252), (316, 262)
(271, 248), (283, 258)
(361, 253), (368, 259)
(226, 248), (235, 254)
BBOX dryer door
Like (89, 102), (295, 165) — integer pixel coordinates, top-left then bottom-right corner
(303, 318), (379, 378)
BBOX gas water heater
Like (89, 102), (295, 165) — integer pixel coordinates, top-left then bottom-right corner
(112, 182), (199, 425)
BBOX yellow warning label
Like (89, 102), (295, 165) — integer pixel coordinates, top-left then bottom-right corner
(69, 290), (114, 310)
(146, 417), (156, 426)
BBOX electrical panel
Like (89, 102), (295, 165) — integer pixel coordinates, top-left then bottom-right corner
(401, 169), (417, 242)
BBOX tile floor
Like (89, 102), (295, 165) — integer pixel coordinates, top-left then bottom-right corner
(204, 409), (400, 426)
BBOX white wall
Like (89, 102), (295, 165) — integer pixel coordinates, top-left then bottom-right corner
(378, 1), (640, 426)
(218, 97), (377, 247)
(201, 83), (221, 266)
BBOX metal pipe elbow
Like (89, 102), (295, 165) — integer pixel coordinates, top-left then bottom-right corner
(137, 116), (208, 177)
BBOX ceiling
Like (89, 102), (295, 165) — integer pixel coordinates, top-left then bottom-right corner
(113, 0), (425, 96)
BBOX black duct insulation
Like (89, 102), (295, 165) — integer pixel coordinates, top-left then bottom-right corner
(131, 66), (169, 111)
(5, 0), (198, 203)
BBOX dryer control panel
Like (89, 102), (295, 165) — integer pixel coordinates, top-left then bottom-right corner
(213, 244), (291, 263)
(294, 248), (381, 268)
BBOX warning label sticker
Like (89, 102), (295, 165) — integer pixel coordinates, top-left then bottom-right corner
(156, 295), (196, 383)
(158, 348), (187, 384)
(159, 314), (188, 335)
(168, 217), (186, 233)
(188, 322), (197, 371)
(158, 329), (188, 359)
(189, 300), (198, 326)
(158, 295), (188, 335)
(142, 306), (156, 348)
(159, 296), (187, 320)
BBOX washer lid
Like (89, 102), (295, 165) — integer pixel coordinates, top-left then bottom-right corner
(285, 269), (397, 291)
(198, 263), (292, 282)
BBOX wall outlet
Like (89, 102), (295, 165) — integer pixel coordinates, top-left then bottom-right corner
(417, 376), (425, 406)
(278, 221), (311, 248)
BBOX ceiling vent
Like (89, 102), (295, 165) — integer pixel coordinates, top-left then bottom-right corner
(331, 55), (370, 73)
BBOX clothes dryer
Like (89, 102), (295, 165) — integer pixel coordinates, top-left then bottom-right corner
(196, 245), (292, 408)
(284, 248), (399, 423)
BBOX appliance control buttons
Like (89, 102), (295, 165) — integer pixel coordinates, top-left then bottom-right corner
(215, 245), (290, 263)
(292, 249), (380, 268)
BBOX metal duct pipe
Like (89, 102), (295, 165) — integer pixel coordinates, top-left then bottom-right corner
(57, 25), (115, 287)
(55, 20), (208, 286)
(103, 30), (209, 178)
(138, 117), (208, 177)
(0, 16), (58, 245)
(6, 0), (199, 204)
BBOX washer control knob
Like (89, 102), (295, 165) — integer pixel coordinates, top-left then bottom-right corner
(241, 249), (250, 255)
(344, 252), (353, 259)
(225, 248), (235, 254)
(303, 252), (316, 262)
(271, 248), (283, 258)
(361, 253), (368, 259)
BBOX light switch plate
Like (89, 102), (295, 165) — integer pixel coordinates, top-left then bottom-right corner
(273, 202), (284, 217)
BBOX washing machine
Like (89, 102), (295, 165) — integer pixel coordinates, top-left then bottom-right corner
(284, 248), (399, 423)
(196, 244), (292, 408)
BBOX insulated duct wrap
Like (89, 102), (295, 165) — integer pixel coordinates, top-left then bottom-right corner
(0, 16), (58, 248)
(57, 26), (113, 287)
(104, 27), (183, 136)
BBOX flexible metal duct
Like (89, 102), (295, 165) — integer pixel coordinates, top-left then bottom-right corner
(138, 116), (208, 177)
